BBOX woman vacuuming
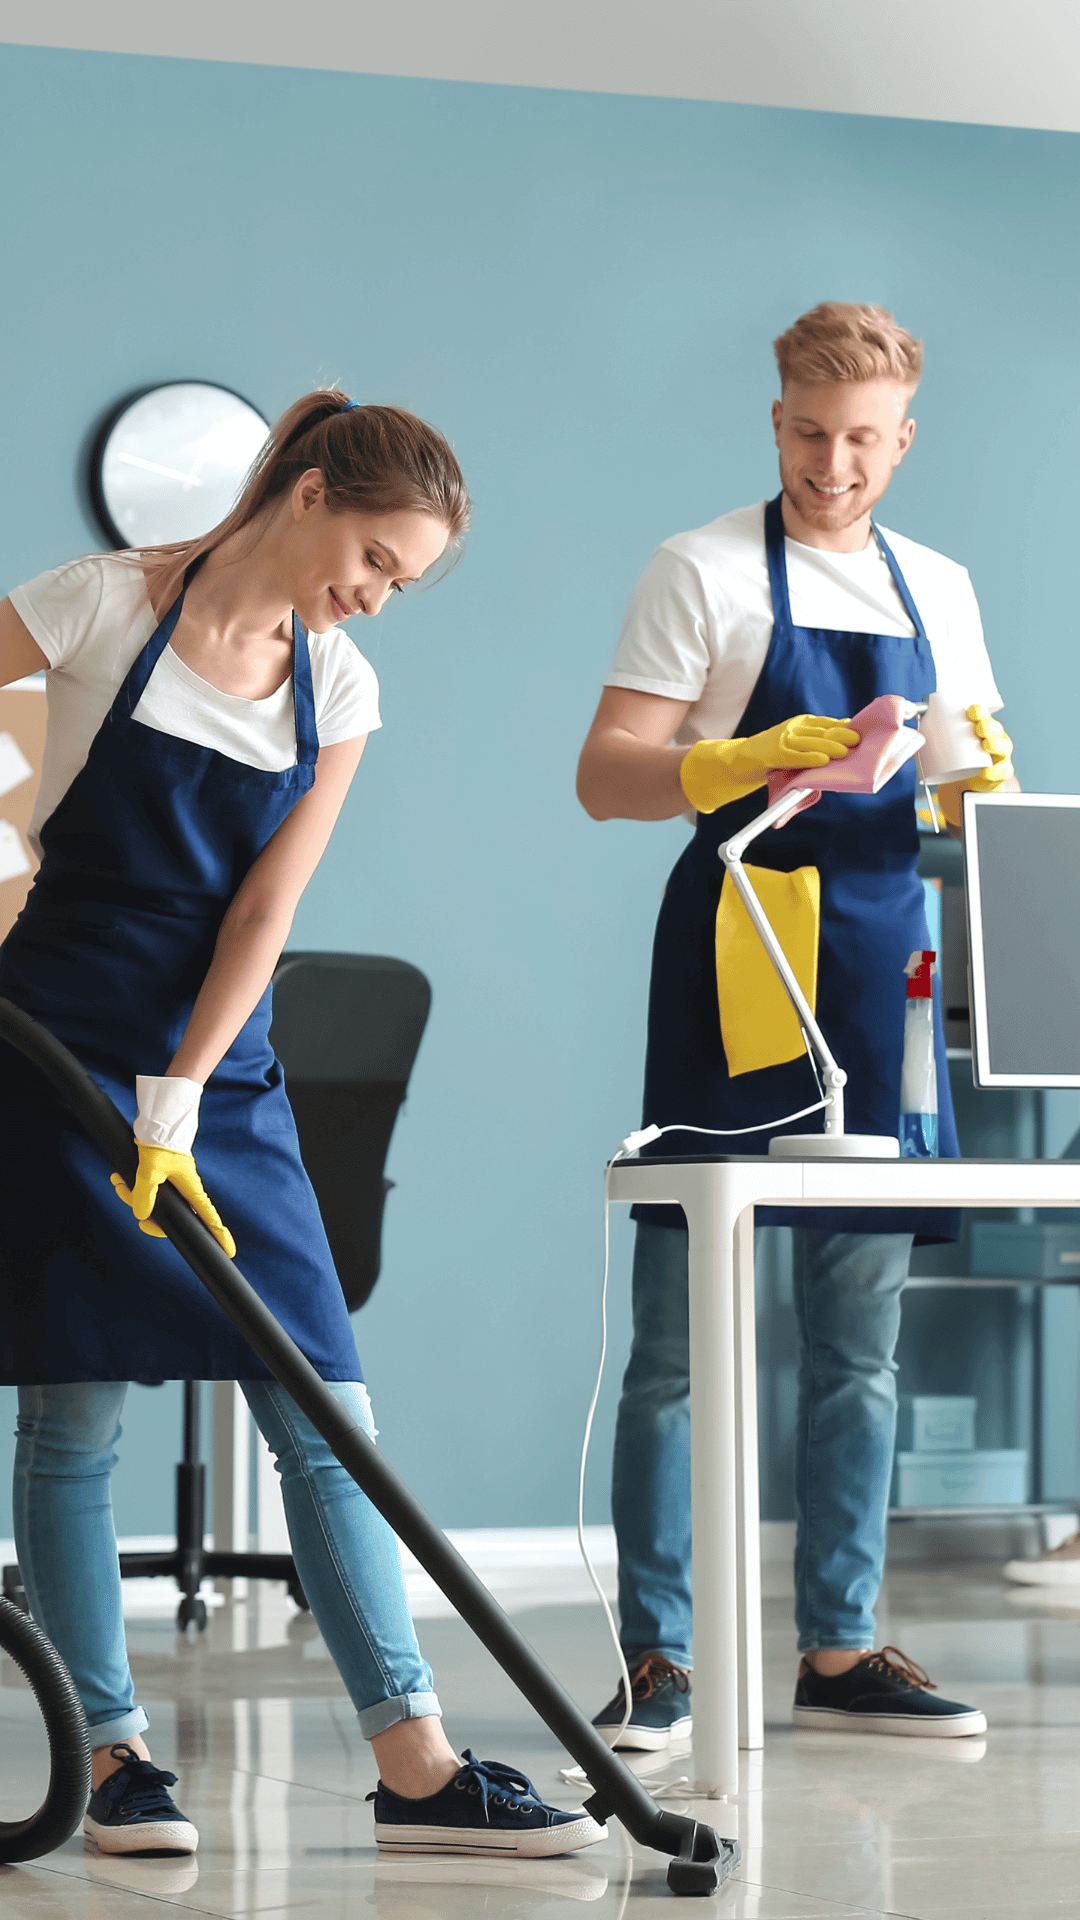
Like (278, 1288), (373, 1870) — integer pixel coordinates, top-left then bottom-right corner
(0, 391), (605, 1861)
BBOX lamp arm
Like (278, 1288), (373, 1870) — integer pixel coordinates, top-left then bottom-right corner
(718, 790), (847, 1137)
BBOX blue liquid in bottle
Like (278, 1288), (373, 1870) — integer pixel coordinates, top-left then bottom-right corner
(900, 1111), (939, 1158)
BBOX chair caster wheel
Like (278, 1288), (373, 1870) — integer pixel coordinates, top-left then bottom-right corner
(665, 1825), (740, 1896)
(287, 1578), (309, 1612)
(177, 1596), (208, 1632)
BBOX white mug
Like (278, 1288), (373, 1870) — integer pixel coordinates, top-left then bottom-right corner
(915, 691), (996, 786)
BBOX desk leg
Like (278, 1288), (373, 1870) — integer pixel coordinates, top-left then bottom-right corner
(734, 1211), (764, 1750)
(687, 1188), (740, 1799)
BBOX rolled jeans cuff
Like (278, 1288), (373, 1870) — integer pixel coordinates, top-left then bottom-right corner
(358, 1690), (442, 1740)
(797, 1636), (876, 1654)
(88, 1705), (150, 1749)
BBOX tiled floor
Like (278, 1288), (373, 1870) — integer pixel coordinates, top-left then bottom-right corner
(2, 1565), (1080, 1916)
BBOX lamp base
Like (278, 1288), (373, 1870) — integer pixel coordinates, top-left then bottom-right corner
(769, 1133), (901, 1160)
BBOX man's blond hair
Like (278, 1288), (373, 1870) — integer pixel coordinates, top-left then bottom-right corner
(773, 303), (923, 391)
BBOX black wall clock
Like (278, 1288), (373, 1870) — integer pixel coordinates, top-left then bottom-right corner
(90, 382), (270, 549)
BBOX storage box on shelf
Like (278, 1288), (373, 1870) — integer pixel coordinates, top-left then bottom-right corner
(897, 1394), (976, 1453)
(892, 1390), (1028, 1508)
(893, 1448), (1028, 1509)
(970, 1222), (1080, 1280)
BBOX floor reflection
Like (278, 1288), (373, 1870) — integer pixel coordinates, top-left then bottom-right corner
(1, 1568), (1079, 1918)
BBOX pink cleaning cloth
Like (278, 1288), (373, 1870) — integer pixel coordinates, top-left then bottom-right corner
(766, 694), (926, 829)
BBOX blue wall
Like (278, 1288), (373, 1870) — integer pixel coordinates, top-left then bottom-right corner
(1, 44), (1078, 1534)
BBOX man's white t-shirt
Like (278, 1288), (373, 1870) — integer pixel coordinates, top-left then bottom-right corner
(11, 554), (381, 856)
(606, 501), (1001, 746)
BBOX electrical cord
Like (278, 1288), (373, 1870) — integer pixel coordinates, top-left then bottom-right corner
(576, 1094), (829, 1752)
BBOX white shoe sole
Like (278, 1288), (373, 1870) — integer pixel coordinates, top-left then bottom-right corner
(595, 1714), (693, 1751)
(374, 1813), (607, 1857)
(84, 1814), (199, 1854)
(1003, 1559), (1080, 1586)
(792, 1705), (987, 1738)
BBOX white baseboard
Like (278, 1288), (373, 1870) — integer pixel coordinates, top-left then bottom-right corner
(1, 1523), (799, 1619)
(401, 1527), (618, 1618)
(405, 1521), (795, 1616)
(0, 1528), (619, 1619)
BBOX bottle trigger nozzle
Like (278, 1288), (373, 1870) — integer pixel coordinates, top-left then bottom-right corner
(904, 948), (936, 1000)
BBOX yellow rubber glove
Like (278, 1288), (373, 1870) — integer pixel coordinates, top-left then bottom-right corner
(965, 704), (1014, 788)
(679, 714), (860, 814)
(111, 1146), (237, 1258)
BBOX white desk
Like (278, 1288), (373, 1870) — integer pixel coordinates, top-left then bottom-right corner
(605, 1154), (1080, 1797)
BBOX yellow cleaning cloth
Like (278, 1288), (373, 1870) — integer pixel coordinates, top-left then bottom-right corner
(716, 864), (820, 1076)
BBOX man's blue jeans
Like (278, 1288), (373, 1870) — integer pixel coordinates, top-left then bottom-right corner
(13, 1379), (440, 1746)
(611, 1222), (912, 1660)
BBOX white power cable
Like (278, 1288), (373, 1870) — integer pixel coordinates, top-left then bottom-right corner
(576, 1094), (830, 1753)
(575, 1150), (636, 1756)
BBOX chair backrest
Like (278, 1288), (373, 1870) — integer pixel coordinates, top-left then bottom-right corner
(269, 953), (431, 1311)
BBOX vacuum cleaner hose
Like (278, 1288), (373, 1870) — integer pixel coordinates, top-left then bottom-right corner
(0, 997), (735, 1895)
(0, 1595), (91, 1862)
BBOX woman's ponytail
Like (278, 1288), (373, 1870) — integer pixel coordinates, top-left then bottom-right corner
(138, 388), (470, 608)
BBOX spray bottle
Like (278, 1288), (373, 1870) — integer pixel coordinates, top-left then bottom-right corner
(900, 949), (938, 1157)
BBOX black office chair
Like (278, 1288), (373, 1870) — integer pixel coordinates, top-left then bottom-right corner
(4, 954), (431, 1626)
(271, 953), (432, 1311)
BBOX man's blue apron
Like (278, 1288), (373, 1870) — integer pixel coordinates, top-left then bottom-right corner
(636, 495), (959, 1239)
(0, 573), (362, 1383)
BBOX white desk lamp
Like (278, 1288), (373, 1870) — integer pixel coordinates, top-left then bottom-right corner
(716, 692), (993, 1161)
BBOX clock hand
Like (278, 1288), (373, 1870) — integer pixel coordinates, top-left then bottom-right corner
(116, 452), (203, 486)
(183, 418), (231, 485)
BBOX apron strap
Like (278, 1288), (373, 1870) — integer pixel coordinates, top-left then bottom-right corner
(111, 563), (320, 766)
(764, 495), (794, 637)
(872, 523), (930, 644)
(767, 493), (934, 675)
(291, 614), (320, 766)
(112, 563), (197, 722)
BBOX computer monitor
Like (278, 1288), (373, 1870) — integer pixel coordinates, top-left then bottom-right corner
(964, 792), (1080, 1088)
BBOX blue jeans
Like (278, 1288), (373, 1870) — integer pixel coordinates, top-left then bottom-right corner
(611, 1222), (911, 1659)
(13, 1379), (440, 1747)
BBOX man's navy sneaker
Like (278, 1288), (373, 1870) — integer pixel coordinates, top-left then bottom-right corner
(369, 1750), (607, 1857)
(83, 1744), (199, 1855)
(792, 1647), (988, 1738)
(592, 1653), (692, 1750)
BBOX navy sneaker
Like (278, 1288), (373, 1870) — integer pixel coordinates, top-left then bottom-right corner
(369, 1750), (607, 1857)
(592, 1653), (692, 1750)
(792, 1647), (988, 1738)
(83, 1744), (199, 1855)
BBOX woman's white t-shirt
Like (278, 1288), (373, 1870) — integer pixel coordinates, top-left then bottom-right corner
(11, 555), (381, 856)
(606, 501), (1001, 746)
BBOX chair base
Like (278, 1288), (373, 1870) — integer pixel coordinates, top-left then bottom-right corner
(2, 1548), (307, 1633)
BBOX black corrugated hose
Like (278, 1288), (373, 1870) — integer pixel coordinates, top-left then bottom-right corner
(0, 997), (736, 1893)
(0, 1595), (91, 1861)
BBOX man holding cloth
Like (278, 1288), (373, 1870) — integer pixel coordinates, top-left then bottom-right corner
(577, 302), (1015, 1744)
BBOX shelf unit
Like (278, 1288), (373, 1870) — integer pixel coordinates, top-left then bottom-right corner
(755, 834), (1080, 1534)
(895, 836), (1080, 1526)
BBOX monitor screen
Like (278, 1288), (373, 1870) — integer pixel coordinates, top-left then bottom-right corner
(965, 793), (1080, 1087)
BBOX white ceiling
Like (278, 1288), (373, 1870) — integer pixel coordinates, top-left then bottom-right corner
(1, 0), (1078, 133)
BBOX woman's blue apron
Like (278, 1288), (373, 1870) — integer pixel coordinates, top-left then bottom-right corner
(636, 495), (959, 1239)
(0, 575), (362, 1383)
